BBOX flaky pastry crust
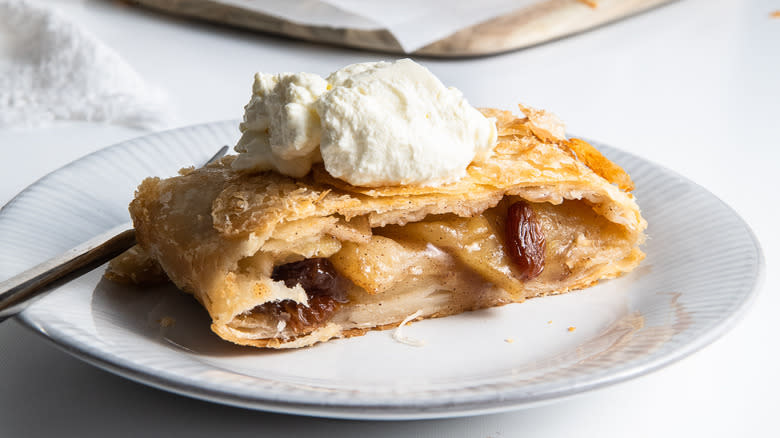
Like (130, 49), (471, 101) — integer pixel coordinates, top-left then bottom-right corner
(116, 107), (647, 348)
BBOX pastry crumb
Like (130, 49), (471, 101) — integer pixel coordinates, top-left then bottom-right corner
(159, 316), (176, 328)
(772, 11), (780, 18)
(504, 338), (515, 344)
(314, 188), (331, 204)
(567, 326), (576, 332)
(393, 310), (426, 347)
(578, 0), (598, 8)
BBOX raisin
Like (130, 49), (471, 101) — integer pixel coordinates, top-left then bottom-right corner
(262, 258), (349, 332)
(272, 258), (348, 303)
(260, 296), (342, 333)
(505, 201), (546, 280)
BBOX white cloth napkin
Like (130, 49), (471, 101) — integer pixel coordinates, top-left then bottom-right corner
(0, 0), (171, 130)
(215, 0), (541, 52)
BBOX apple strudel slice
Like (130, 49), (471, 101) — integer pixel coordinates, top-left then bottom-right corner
(109, 108), (646, 348)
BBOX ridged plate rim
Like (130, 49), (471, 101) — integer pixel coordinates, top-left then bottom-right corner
(0, 121), (764, 419)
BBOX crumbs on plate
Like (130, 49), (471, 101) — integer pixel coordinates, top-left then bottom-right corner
(158, 316), (176, 328)
(578, 0), (598, 8)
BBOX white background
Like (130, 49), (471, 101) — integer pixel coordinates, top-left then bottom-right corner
(1, 0), (778, 436)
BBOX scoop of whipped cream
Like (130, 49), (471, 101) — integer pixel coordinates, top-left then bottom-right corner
(232, 72), (327, 178)
(231, 59), (497, 187)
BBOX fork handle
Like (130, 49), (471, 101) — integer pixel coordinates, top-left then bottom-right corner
(0, 146), (229, 322)
(0, 223), (136, 321)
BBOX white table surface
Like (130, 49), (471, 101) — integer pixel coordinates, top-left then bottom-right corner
(1, 0), (778, 436)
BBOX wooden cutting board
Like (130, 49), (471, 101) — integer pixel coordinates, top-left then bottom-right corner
(129, 0), (676, 57)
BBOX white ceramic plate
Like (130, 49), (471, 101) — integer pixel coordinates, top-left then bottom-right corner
(0, 122), (763, 420)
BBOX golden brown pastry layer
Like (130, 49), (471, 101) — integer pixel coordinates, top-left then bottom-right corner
(111, 108), (646, 348)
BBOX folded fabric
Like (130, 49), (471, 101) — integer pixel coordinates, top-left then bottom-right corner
(0, 0), (171, 129)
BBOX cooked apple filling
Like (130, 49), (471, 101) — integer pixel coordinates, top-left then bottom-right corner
(222, 196), (641, 340)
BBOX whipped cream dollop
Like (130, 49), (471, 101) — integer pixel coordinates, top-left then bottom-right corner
(232, 59), (497, 187)
(232, 72), (327, 178)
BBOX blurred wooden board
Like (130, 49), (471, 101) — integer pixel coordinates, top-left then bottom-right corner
(130, 0), (676, 57)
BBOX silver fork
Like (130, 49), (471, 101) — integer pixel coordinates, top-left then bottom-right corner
(0, 145), (229, 321)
